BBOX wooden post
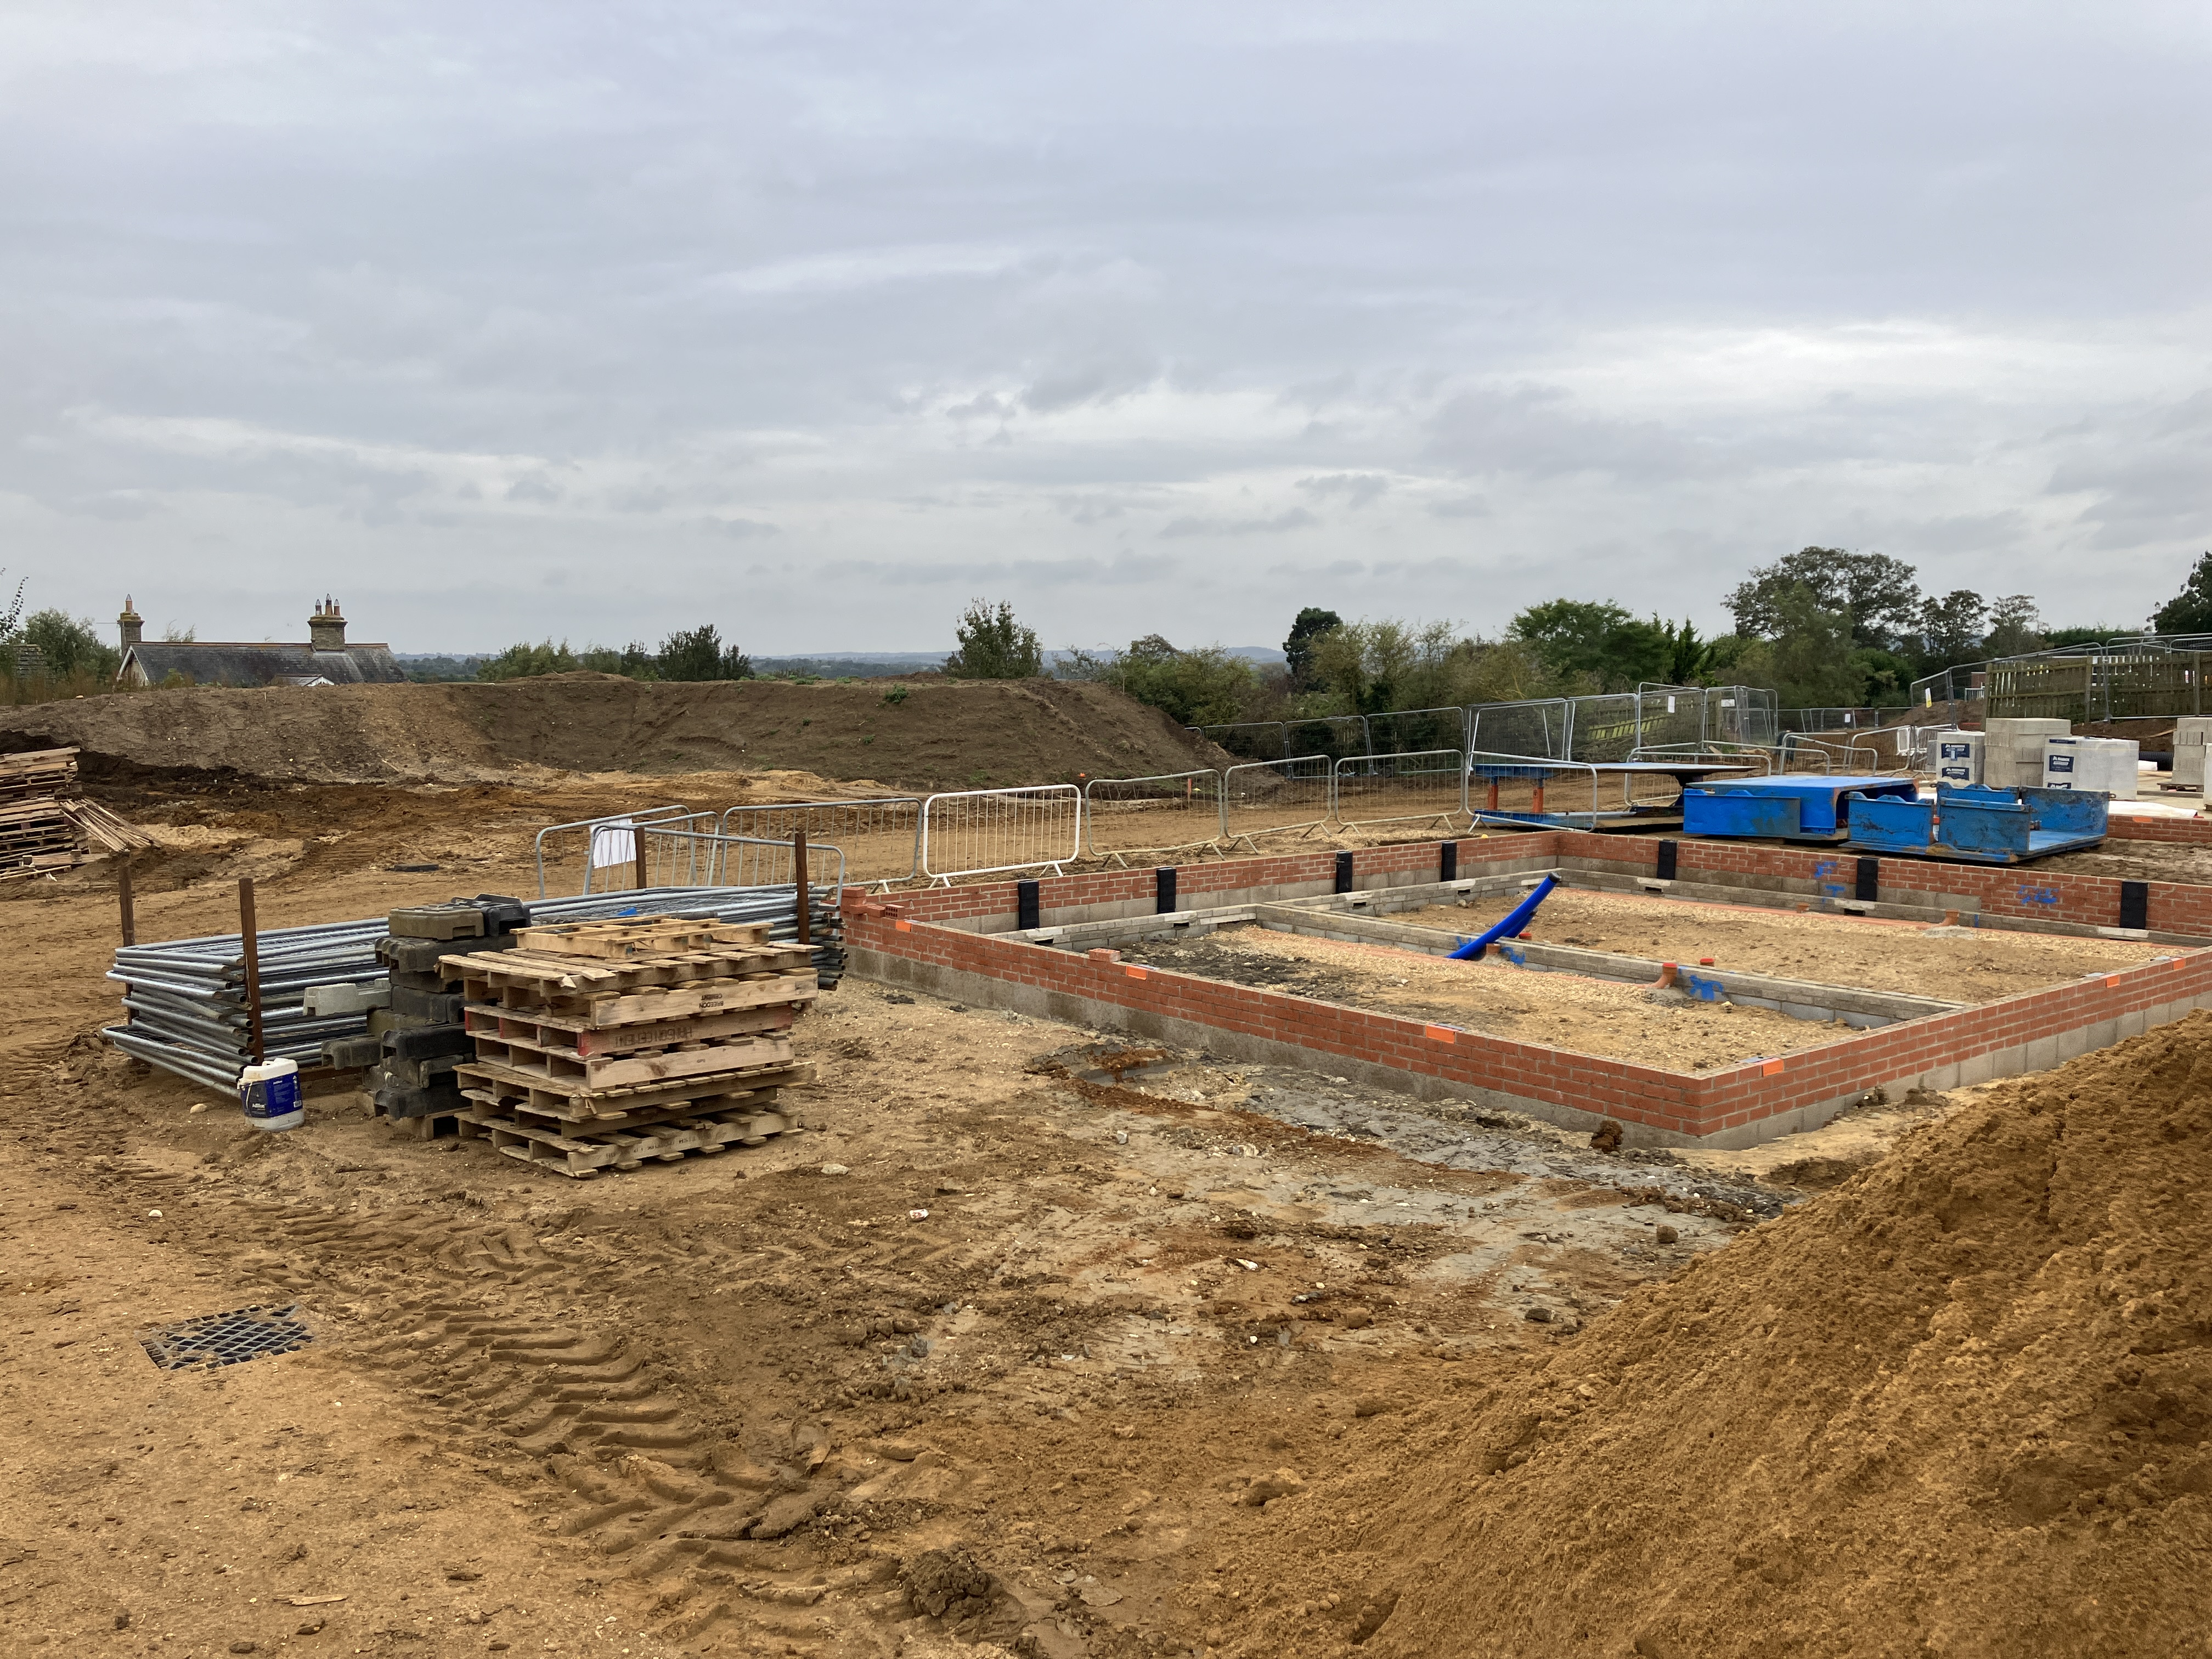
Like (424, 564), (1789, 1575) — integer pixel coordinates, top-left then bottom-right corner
(633, 829), (648, 895)
(239, 876), (265, 1065)
(117, 853), (136, 947)
(793, 831), (811, 946)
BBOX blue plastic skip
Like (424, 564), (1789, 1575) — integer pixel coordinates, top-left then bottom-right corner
(1844, 785), (2106, 864)
(1681, 775), (1921, 843)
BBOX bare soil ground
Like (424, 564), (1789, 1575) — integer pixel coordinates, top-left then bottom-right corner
(1393, 888), (2167, 1003)
(1, 779), (1976, 1658)
(1117, 926), (1845, 1070)
(0, 678), (1220, 793)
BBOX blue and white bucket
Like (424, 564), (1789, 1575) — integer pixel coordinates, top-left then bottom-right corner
(239, 1058), (303, 1131)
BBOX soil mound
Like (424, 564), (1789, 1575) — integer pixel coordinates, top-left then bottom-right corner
(1249, 1015), (2212, 1658)
(0, 676), (1213, 789)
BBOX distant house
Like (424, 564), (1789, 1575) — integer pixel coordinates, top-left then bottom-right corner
(113, 597), (407, 689)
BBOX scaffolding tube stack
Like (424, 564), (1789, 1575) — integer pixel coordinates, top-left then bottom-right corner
(103, 883), (846, 1094)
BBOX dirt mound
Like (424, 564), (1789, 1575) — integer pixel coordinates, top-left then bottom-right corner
(1240, 1015), (2212, 1658)
(0, 676), (1212, 789)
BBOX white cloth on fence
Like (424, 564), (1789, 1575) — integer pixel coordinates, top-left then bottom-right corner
(590, 820), (638, 868)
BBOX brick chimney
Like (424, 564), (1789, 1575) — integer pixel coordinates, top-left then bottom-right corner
(119, 595), (143, 651)
(309, 596), (347, 652)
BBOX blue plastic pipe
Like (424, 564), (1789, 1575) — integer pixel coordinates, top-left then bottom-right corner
(1449, 874), (1558, 960)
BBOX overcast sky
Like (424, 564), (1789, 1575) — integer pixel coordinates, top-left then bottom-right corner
(3, 2), (2207, 654)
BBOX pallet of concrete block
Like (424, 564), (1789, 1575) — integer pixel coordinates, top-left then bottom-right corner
(363, 896), (528, 1133)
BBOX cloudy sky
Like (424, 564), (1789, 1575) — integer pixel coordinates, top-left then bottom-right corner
(3, 2), (2207, 654)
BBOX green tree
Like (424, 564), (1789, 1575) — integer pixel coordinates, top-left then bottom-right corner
(1505, 600), (1670, 691)
(1098, 635), (1257, 726)
(1282, 607), (1343, 692)
(1982, 594), (2044, 659)
(1659, 618), (1713, 685)
(1912, 589), (1988, 673)
(20, 610), (119, 680)
(656, 624), (753, 681)
(2043, 625), (2125, 650)
(2151, 552), (2212, 636)
(477, 640), (581, 681)
(944, 600), (1043, 679)
(1743, 584), (1864, 709)
(1727, 549), (1922, 651)
(1851, 647), (1916, 704)
(0, 571), (24, 640)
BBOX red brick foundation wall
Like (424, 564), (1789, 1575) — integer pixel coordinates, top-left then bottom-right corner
(881, 830), (2206, 937)
(847, 844), (2212, 1141)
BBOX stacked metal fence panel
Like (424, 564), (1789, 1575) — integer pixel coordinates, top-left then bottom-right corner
(103, 883), (845, 1094)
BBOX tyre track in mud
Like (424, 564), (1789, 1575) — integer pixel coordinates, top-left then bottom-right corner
(12, 1035), (1007, 1654)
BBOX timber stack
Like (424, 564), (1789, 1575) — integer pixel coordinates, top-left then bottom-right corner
(443, 914), (818, 1178)
(1, 746), (151, 881)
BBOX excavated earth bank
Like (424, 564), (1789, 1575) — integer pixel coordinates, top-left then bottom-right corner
(0, 676), (1216, 789)
(1228, 1012), (2212, 1659)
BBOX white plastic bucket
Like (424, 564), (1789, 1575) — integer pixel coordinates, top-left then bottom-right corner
(239, 1058), (303, 1131)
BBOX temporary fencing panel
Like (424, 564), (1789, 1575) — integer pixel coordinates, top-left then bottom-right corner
(1193, 720), (1290, 761)
(1082, 770), (1227, 861)
(1365, 706), (1465, 757)
(919, 785), (1084, 883)
(1568, 694), (1644, 763)
(1285, 715), (1372, 761)
(1333, 749), (1468, 830)
(1221, 756), (1335, 841)
(1467, 699), (1571, 761)
(534, 805), (714, 897)
(718, 798), (921, 887)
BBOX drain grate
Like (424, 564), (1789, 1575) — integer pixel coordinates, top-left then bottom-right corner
(139, 1303), (312, 1372)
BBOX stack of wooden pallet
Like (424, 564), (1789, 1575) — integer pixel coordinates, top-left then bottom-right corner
(443, 914), (819, 1178)
(0, 747), (150, 881)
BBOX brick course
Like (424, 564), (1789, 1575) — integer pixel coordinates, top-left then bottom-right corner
(851, 838), (2212, 1143)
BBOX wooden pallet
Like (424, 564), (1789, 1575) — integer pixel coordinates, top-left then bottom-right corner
(458, 1084), (786, 1136)
(441, 946), (815, 1015)
(509, 916), (772, 960)
(458, 1099), (793, 1178)
(460, 999), (800, 1057)
(453, 1058), (814, 1121)
(461, 1029), (794, 1091)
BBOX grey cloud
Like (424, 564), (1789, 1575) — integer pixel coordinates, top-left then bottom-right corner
(1160, 508), (1320, 539)
(0, 2), (2203, 647)
(1427, 494), (1489, 519)
(1297, 472), (1390, 507)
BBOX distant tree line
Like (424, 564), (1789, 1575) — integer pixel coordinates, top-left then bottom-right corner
(475, 624), (754, 684)
(967, 546), (2212, 721)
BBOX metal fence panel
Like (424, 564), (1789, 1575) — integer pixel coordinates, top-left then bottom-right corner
(919, 785), (1083, 882)
(1365, 706), (1465, 756)
(1468, 698), (1571, 761)
(1333, 749), (1468, 830)
(534, 805), (715, 898)
(1221, 755), (1334, 842)
(1284, 715), (1372, 760)
(1082, 770), (1227, 861)
(1633, 685), (1707, 751)
(718, 798), (921, 886)
(1193, 720), (1290, 761)
(1466, 751), (1613, 826)
(1568, 693), (1643, 763)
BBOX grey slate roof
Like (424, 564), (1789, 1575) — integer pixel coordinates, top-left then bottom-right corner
(118, 642), (408, 689)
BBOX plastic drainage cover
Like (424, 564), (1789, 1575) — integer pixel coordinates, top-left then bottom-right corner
(139, 1303), (312, 1372)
